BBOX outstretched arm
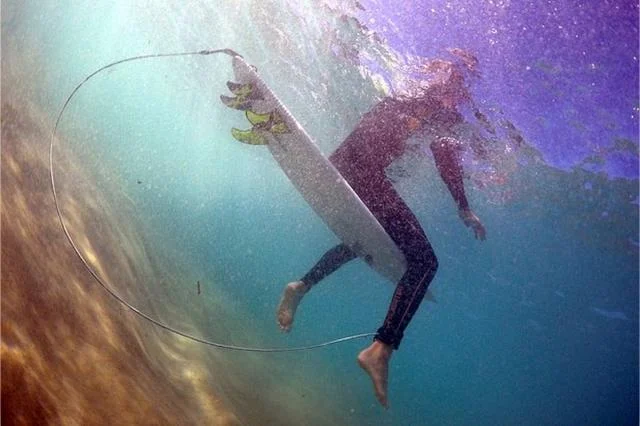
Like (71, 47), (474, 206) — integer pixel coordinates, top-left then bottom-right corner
(430, 137), (486, 240)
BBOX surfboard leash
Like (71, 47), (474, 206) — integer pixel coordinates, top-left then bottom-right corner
(49, 48), (376, 353)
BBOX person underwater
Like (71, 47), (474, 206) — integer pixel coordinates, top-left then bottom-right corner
(275, 51), (486, 408)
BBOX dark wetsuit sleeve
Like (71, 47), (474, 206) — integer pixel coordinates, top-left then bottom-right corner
(430, 137), (469, 211)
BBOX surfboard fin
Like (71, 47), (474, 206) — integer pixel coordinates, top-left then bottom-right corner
(246, 110), (290, 134)
(221, 94), (252, 111)
(223, 82), (289, 145)
(221, 81), (265, 111)
(245, 109), (271, 126)
(270, 122), (289, 134)
(230, 128), (267, 145)
(268, 113), (290, 134)
(227, 81), (253, 96)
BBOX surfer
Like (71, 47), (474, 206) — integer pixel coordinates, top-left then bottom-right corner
(277, 52), (486, 407)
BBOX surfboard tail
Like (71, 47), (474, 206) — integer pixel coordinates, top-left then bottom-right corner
(222, 79), (291, 145)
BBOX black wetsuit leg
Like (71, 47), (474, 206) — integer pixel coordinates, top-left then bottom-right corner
(354, 175), (438, 350)
(298, 115), (440, 349)
(300, 243), (357, 287)
(297, 172), (437, 349)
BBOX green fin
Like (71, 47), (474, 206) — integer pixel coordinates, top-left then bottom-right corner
(246, 110), (272, 126)
(246, 110), (290, 134)
(231, 128), (267, 145)
(220, 94), (252, 111)
(227, 81), (254, 97)
(267, 112), (290, 134)
(270, 121), (289, 134)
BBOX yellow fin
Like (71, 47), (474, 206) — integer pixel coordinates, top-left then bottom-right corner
(230, 128), (267, 145)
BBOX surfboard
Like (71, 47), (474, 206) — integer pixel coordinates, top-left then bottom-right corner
(222, 55), (407, 283)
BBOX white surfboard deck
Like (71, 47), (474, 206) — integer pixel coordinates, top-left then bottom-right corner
(230, 56), (407, 283)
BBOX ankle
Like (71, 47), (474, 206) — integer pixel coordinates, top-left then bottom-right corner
(371, 340), (393, 359)
(292, 280), (311, 294)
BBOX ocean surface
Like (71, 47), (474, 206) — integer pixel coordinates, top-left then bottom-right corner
(2, 1), (638, 425)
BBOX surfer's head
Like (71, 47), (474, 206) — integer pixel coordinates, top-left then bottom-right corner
(420, 49), (478, 108)
(421, 59), (470, 107)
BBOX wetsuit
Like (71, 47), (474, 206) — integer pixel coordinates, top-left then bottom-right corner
(298, 96), (470, 349)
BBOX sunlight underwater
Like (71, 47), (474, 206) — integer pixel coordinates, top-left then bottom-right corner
(2, 1), (638, 425)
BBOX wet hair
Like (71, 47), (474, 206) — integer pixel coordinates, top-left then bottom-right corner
(392, 48), (479, 107)
(447, 48), (479, 73)
(418, 59), (472, 105)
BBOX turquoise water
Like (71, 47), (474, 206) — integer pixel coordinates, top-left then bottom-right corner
(5, 1), (638, 424)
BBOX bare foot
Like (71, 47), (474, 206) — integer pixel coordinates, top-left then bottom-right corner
(357, 340), (393, 408)
(276, 281), (309, 332)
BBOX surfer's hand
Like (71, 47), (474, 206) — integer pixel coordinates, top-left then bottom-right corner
(459, 208), (486, 240)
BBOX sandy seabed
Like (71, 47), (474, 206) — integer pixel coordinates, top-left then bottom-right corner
(1, 66), (362, 425)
